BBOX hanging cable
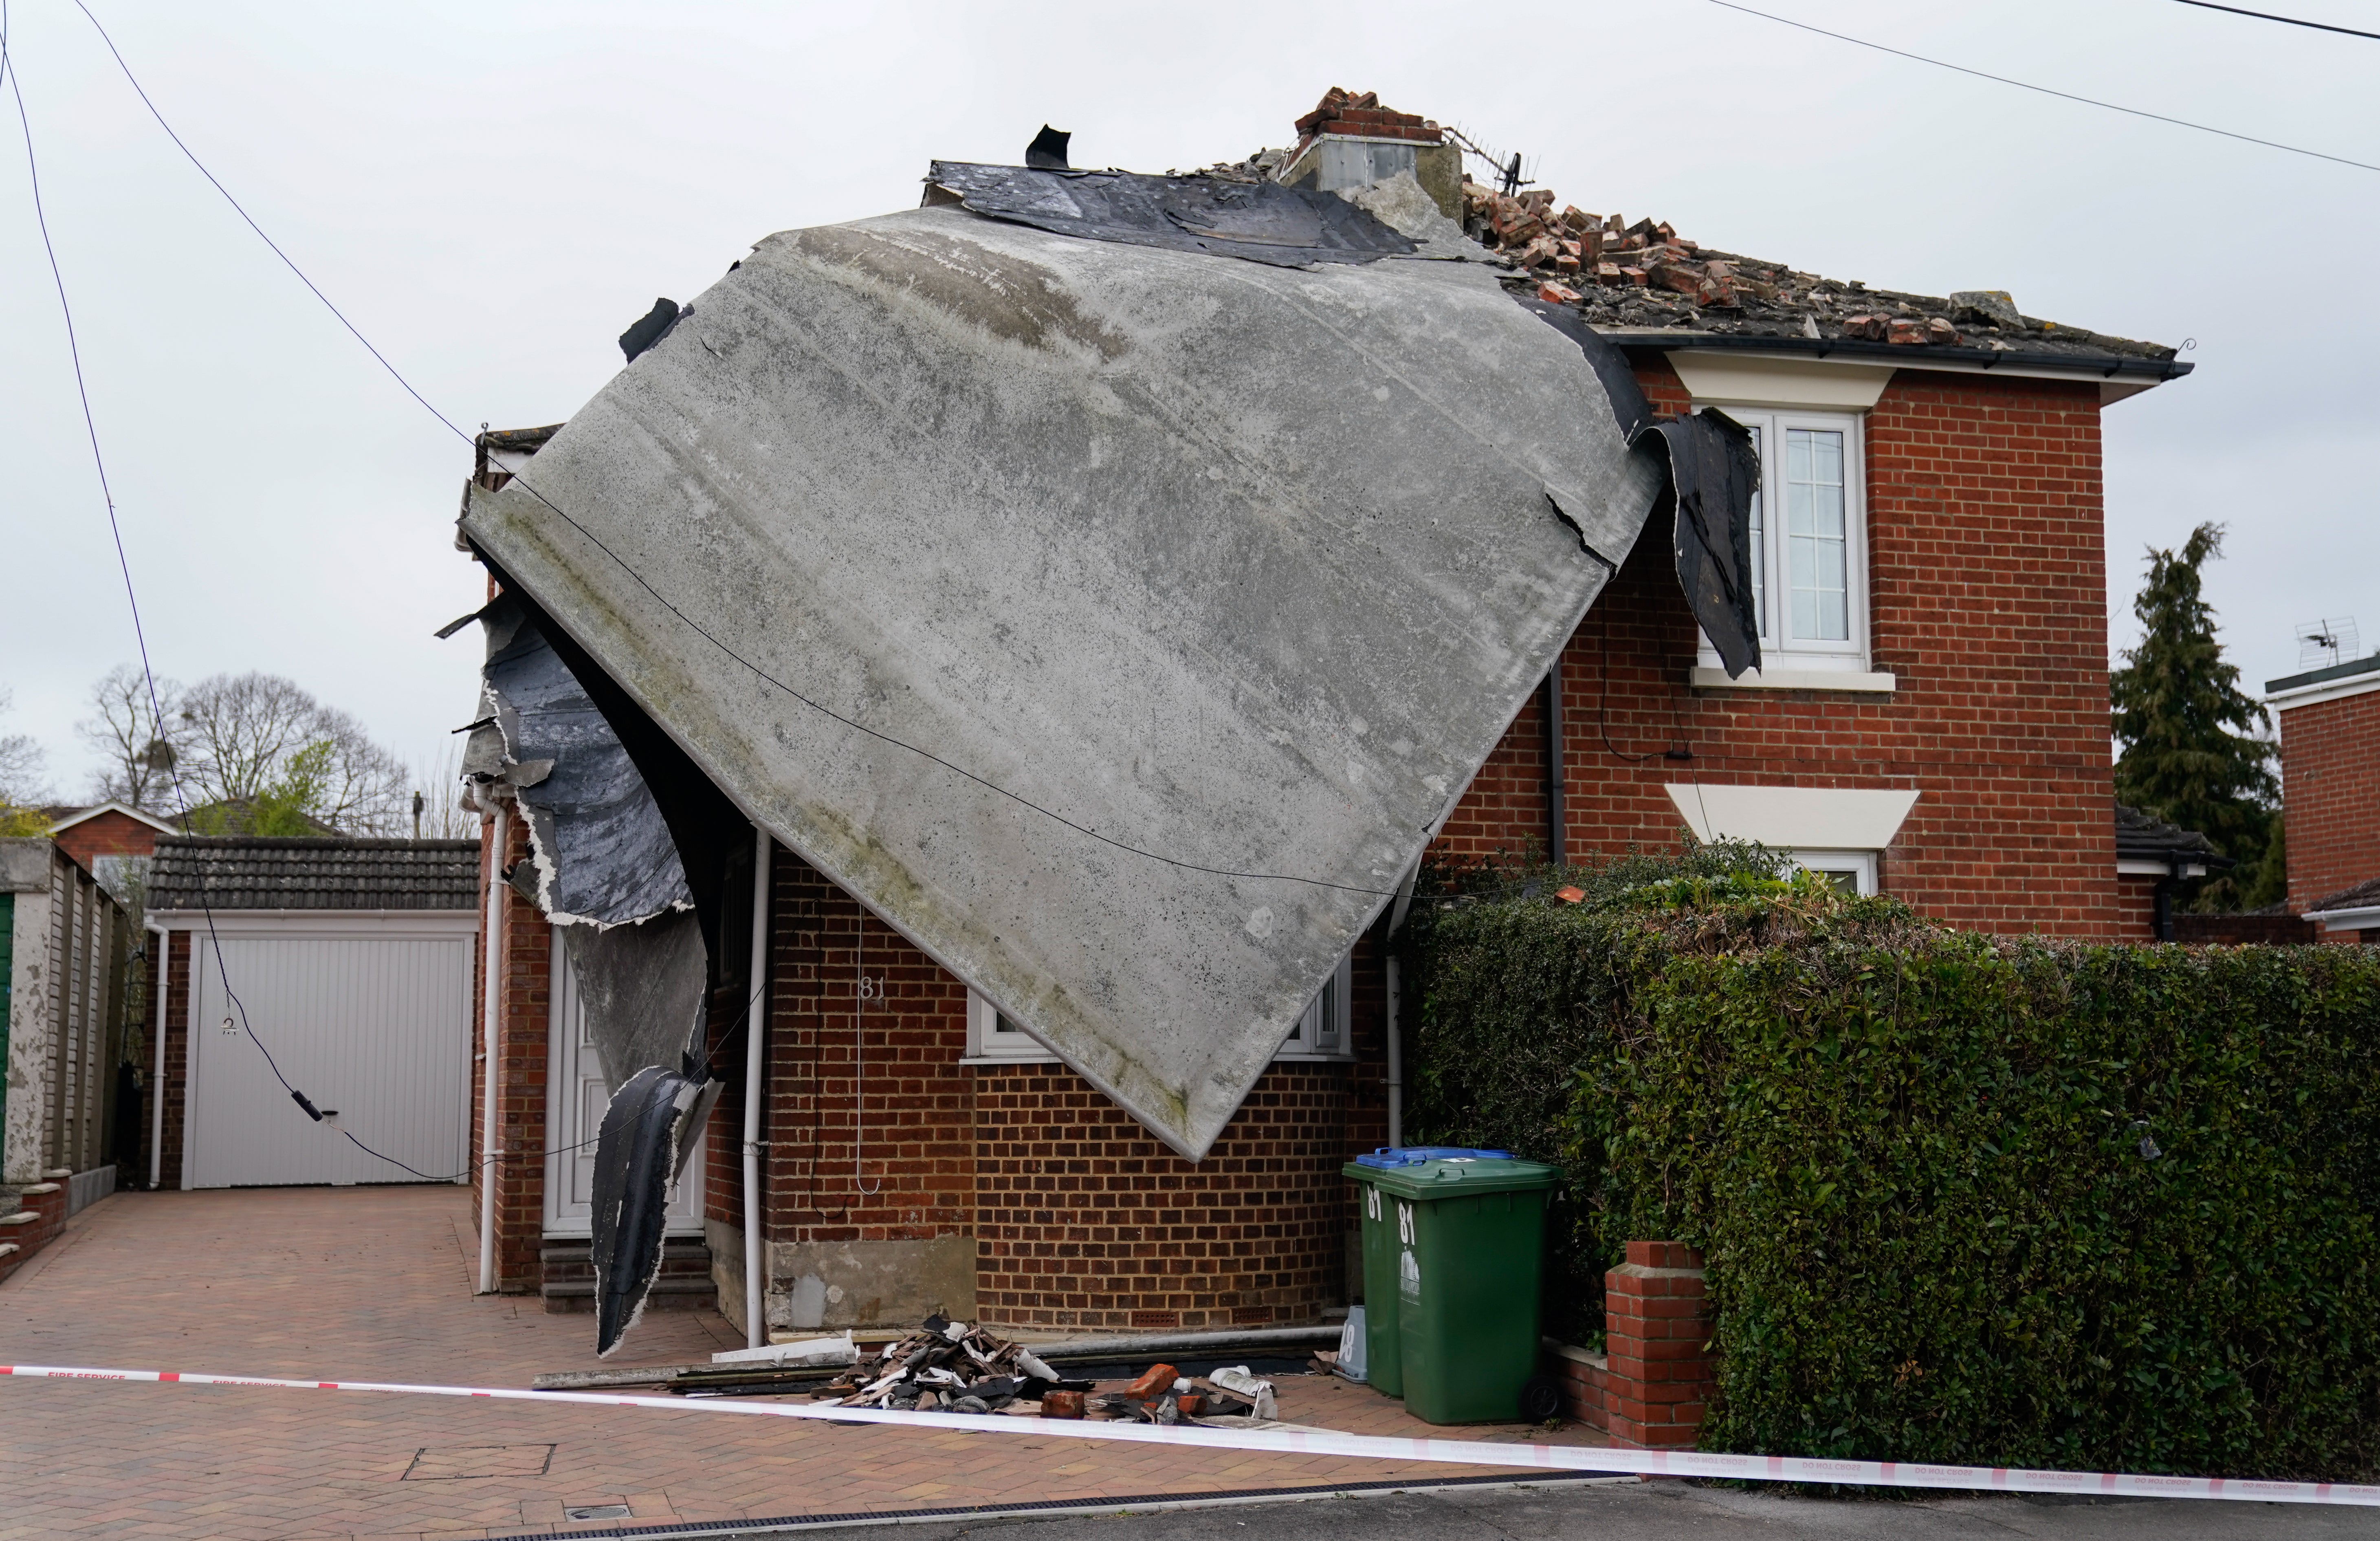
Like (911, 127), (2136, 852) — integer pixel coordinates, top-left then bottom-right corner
(1706, 0), (2380, 174)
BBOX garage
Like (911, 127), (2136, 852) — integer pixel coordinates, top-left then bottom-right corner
(150, 836), (480, 1189)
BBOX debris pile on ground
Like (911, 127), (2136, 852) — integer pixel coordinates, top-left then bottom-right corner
(809, 1316), (1282, 1424)
(816, 1314), (1066, 1414)
(1453, 180), (2178, 362)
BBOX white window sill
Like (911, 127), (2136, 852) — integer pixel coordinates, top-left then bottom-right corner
(1271, 1052), (1357, 1064)
(1691, 666), (1896, 693)
(959, 1054), (1065, 1066)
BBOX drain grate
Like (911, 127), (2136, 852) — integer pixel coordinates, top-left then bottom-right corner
(401, 1443), (557, 1480)
(567, 1504), (634, 1521)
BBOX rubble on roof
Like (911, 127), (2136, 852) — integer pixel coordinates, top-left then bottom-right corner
(1456, 182), (2182, 363)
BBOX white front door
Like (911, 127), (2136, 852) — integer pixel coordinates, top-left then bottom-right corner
(542, 926), (705, 1237)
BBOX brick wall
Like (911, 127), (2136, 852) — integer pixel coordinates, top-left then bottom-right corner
(1438, 361), (2125, 938)
(156, 930), (189, 1189)
(472, 810), (551, 1293)
(52, 809), (164, 870)
(2277, 688), (2380, 916)
(759, 851), (974, 1250)
(972, 1059), (1355, 1331)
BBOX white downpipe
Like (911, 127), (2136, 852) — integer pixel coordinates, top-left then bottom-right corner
(741, 826), (772, 1349)
(476, 804), (509, 1295)
(146, 922), (169, 1190)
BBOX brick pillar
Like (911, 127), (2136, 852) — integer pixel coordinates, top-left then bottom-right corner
(1601, 1240), (1715, 1449)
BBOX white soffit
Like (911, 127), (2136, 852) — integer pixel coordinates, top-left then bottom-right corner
(1665, 784), (1920, 850)
(1665, 352), (1895, 411)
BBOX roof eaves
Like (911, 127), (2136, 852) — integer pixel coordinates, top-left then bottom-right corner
(1596, 329), (2194, 383)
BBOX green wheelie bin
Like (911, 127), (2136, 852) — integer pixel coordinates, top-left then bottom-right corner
(1344, 1148), (1560, 1424)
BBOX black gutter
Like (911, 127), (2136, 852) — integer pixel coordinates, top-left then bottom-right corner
(1593, 328), (2193, 383)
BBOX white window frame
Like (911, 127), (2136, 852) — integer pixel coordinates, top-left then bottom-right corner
(1275, 953), (1354, 1061)
(1789, 849), (1878, 896)
(1696, 407), (1871, 674)
(964, 991), (1061, 1063)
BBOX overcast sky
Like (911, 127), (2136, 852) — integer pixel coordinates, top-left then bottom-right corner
(4, 0), (2374, 803)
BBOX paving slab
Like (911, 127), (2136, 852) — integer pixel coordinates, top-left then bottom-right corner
(0, 1187), (1611, 1538)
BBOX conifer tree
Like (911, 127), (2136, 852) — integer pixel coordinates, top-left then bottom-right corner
(2109, 523), (2277, 910)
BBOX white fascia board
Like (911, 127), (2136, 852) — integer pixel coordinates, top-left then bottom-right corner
(147, 909), (478, 937)
(1665, 352), (1895, 411)
(1690, 666), (1896, 693)
(2116, 859), (2207, 878)
(1665, 784), (1920, 850)
(2266, 673), (2380, 711)
(46, 801), (179, 837)
(1655, 343), (2169, 403)
(2307, 905), (2380, 933)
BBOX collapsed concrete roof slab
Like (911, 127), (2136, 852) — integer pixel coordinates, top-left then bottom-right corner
(462, 203), (1663, 1158)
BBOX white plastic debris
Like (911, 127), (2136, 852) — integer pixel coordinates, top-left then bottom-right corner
(1015, 1348), (1059, 1382)
(710, 1331), (857, 1369)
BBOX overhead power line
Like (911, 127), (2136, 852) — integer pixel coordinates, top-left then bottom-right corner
(1705, 0), (2380, 174)
(61, 0), (1408, 904)
(2167, 0), (2380, 40)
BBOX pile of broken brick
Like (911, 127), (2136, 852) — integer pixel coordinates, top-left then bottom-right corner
(814, 1315), (1279, 1425)
(1450, 178), (2179, 360)
(1461, 181), (1984, 346)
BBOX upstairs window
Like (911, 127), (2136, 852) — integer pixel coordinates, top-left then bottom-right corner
(1700, 408), (1869, 672)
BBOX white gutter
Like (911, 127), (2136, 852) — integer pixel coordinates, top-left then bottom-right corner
(477, 803), (509, 1295)
(146, 922), (169, 1191)
(2307, 904), (2380, 933)
(742, 826), (772, 1348)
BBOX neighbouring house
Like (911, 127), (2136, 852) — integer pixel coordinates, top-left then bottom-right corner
(42, 801), (180, 906)
(2266, 649), (2380, 944)
(2112, 804), (2229, 942)
(2, 838), (136, 1279)
(449, 90), (2192, 1367)
(145, 835), (480, 1190)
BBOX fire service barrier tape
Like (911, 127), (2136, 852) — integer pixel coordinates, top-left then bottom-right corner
(5, 1363), (2376, 1506)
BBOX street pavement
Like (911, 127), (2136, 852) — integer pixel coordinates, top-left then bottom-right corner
(821, 1481), (2380, 1540)
(0, 1186), (1610, 1539)
(6, 1187), (2371, 1539)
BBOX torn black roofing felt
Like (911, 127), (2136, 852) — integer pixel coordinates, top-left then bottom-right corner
(924, 161), (1417, 268)
(149, 835), (479, 910)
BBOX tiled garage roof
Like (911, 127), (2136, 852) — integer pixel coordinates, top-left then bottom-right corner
(149, 836), (480, 911)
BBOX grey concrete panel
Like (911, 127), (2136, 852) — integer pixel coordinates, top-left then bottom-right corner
(462, 205), (1661, 1159)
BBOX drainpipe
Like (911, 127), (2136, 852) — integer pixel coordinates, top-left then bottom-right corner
(146, 921), (168, 1191)
(742, 826), (772, 1349)
(1384, 862), (1419, 1150)
(477, 803), (509, 1295)
(1544, 663), (1566, 868)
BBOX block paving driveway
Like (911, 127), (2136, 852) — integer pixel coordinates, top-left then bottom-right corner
(0, 1187), (1615, 1539)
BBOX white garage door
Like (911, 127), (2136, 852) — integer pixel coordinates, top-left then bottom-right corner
(187, 930), (472, 1188)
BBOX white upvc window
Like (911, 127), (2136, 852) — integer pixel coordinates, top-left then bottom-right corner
(1789, 849), (1878, 896)
(964, 991), (1060, 1062)
(1275, 953), (1353, 1061)
(1697, 407), (1870, 673)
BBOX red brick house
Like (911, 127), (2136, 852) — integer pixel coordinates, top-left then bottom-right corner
(2267, 649), (2380, 942)
(454, 97), (2190, 1350)
(43, 801), (177, 898)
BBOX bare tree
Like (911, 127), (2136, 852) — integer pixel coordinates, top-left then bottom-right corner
(176, 672), (413, 836)
(77, 664), (186, 810)
(0, 687), (53, 814)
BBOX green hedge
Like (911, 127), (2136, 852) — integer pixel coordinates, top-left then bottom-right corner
(1406, 859), (2380, 1479)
